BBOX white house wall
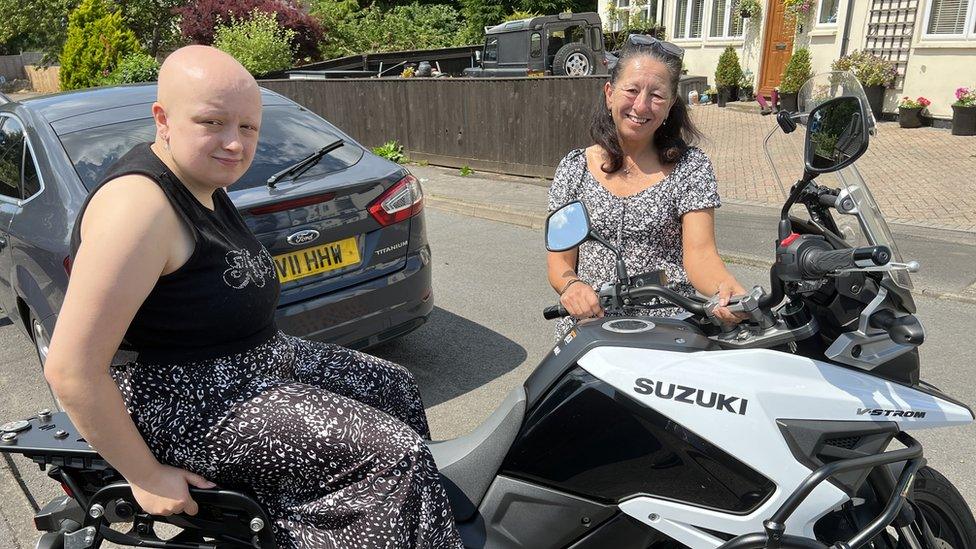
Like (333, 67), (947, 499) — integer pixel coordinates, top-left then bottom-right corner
(597, 0), (976, 118)
(597, 0), (771, 90)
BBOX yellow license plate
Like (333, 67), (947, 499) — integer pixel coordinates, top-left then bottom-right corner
(273, 237), (361, 283)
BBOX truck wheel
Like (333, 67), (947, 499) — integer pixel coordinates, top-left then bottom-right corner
(553, 43), (596, 76)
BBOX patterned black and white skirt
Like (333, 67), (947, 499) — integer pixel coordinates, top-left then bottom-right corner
(111, 331), (463, 549)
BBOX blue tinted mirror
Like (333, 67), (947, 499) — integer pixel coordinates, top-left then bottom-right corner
(546, 201), (591, 252)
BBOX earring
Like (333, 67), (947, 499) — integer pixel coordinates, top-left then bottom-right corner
(662, 118), (668, 126)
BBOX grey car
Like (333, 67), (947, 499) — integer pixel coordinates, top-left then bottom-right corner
(0, 85), (433, 370)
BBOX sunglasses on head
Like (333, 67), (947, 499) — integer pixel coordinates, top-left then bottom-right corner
(626, 34), (685, 60)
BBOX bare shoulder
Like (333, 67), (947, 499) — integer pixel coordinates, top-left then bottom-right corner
(80, 175), (179, 240)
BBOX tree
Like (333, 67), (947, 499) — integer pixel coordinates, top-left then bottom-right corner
(214, 9), (296, 75)
(178, 0), (323, 61)
(313, 1), (466, 59)
(0, 0), (79, 58)
(115, 0), (189, 56)
(60, 0), (141, 90)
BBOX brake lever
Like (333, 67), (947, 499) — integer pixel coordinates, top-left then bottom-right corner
(837, 260), (920, 274)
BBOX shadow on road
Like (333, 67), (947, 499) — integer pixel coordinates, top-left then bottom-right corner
(0, 315), (11, 327)
(371, 307), (527, 407)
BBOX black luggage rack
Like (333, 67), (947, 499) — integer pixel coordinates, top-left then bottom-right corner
(0, 411), (277, 549)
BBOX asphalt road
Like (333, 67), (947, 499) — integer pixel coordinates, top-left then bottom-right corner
(1, 207), (974, 547)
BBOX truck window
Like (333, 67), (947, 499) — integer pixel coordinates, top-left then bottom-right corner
(530, 33), (542, 57)
(547, 24), (586, 59)
(485, 37), (498, 62)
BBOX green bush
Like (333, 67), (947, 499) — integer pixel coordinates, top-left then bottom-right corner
(831, 50), (896, 88)
(714, 46), (743, 90)
(314, 2), (466, 60)
(59, 0), (141, 91)
(99, 52), (160, 85)
(372, 140), (405, 163)
(779, 48), (812, 94)
(214, 10), (296, 77)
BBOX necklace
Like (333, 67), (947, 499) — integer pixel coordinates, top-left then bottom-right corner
(622, 157), (640, 177)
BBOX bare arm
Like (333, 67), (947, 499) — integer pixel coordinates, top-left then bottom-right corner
(45, 176), (213, 515)
(547, 248), (602, 318)
(681, 209), (746, 323)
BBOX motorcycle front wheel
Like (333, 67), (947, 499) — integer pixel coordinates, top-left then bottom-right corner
(911, 467), (976, 549)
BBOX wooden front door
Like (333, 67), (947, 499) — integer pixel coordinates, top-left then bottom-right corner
(758, 0), (795, 98)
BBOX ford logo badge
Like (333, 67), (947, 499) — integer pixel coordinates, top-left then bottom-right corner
(287, 229), (320, 246)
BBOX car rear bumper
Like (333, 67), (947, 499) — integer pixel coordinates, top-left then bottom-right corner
(275, 246), (433, 349)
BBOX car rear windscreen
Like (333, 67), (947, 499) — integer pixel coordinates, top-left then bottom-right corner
(59, 105), (365, 191)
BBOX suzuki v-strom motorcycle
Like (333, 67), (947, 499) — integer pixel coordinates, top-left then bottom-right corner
(1, 73), (974, 549)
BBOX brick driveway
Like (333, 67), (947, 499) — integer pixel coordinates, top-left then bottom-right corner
(691, 104), (976, 232)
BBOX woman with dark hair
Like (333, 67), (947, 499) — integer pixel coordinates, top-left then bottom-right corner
(547, 36), (746, 337)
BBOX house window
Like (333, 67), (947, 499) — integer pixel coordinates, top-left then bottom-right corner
(674, 0), (705, 39)
(818, 0), (840, 24)
(709, 0), (745, 38)
(610, 0), (660, 31)
(924, 0), (976, 37)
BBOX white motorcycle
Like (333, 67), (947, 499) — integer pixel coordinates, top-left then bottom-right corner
(1, 73), (973, 549)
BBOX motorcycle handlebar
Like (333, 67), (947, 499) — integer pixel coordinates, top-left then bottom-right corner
(542, 304), (568, 320)
(801, 245), (891, 278)
(542, 285), (707, 319)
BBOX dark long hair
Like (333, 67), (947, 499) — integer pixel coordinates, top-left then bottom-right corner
(590, 45), (702, 174)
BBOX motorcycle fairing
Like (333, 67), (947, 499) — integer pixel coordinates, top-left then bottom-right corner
(577, 345), (973, 546)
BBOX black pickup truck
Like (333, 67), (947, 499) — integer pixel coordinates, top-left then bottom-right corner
(463, 12), (610, 77)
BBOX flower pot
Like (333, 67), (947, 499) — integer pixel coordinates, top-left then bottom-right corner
(729, 85), (739, 102)
(898, 107), (923, 128)
(717, 88), (729, 107)
(779, 92), (798, 113)
(864, 84), (885, 118)
(951, 105), (976, 136)
(739, 87), (754, 102)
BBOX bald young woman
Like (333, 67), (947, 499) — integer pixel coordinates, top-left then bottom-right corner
(44, 46), (463, 548)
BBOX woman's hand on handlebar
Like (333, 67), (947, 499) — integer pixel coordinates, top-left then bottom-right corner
(130, 463), (217, 516)
(713, 280), (749, 325)
(560, 280), (604, 319)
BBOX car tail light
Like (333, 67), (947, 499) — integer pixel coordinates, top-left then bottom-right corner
(247, 192), (336, 216)
(368, 175), (424, 226)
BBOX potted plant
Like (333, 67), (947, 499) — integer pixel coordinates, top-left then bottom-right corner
(832, 51), (896, 118)
(779, 48), (812, 112)
(783, 0), (814, 31)
(897, 96), (930, 128)
(702, 87), (718, 104)
(715, 46), (744, 107)
(740, 0), (762, 18)
(739, 70), (755, 101)
(952, 86), (976, 136)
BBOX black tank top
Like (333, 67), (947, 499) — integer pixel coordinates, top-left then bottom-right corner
(70, 143), (280, 363)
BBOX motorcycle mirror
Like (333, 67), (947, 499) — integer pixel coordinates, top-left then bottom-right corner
(804, 96), (869, 177)
(545, 201), (592, 252)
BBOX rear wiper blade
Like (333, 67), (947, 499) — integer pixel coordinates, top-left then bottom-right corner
(267, 138), (345, 188)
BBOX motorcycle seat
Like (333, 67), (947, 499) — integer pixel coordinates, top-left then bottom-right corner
(427, 386), (527, 522)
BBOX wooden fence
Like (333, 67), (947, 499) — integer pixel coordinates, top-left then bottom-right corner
(0, 55), (26, 81)
(261, 76), (609, 178)
(261, 75), (707, 178)
(25, 65), (60, 94)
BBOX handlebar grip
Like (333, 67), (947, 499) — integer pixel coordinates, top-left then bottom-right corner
(801, 245), (891, 277)
(543, 304), (569, 320)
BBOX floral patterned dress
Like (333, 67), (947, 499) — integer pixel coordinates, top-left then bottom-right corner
(547, 147), (721, 338)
